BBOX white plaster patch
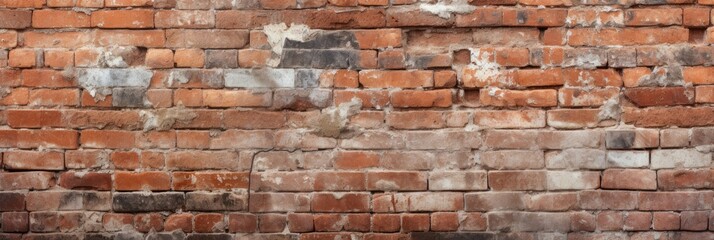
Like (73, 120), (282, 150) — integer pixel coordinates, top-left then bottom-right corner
(263, 23), (315, 66)
(76, 68), (152, 99)
(224, 68), (296, 88)
(419, 0), (475, 19)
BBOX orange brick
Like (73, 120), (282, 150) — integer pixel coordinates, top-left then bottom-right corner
(91, 10), (154, 28)
(145, 49), (174, 69)
(9, 49), (36, 68)
(696, 85), (714, 103)
(480, 88), (557, 107)
(28, 89), (79, 106)
(354, 29), (402, 49)
(175, 49), (205, 68)
(625, 9), (682, 26)
(0, 31), (18, 48)
(115, 171), (171, 191)
(683, 7), (710, 27)
(359, 70), (433, 88)
(390, 89), (453, 108)
(238, 49), (271, 68)
(44, 49), (74, 69)
(32, 10), (90, 28)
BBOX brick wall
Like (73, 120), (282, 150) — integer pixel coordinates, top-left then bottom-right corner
(1, 0), (714, 239)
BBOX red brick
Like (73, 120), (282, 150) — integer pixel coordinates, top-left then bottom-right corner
(430, 212), (458, 231)
(287, 213), (314, 233)
(258, 214), (286, 233)
(0, 10), (32, 29)
(95, 30), (165, 47)
(624, 212), (651, 231)
(311, 193), (370, 213)
(172, 172), (249, 190)
(401, 214), (429, 232)
(102, 213), (133, 231)
(1, 212), (28, 232)
(3, 151), (63, 170)
(145, 49), (174, 69)
(602, 169), (657, 190)
(105, 0), (152, 7)
(155, 10), (215, 28)
(623, 106), (714, 127)
(165, 214), (193, 232)
(489, 171), (546, 191)
(0, 88), (29, 105)
(625, 9), (682, 26)
(559, 88), (618, 107)
(58, 171), (112, 190)
(202, 90), (271, 107)
(224, 110), (285, 129)
(194, 213), (224, 233)
(115, 171), (171, 191)
(367, 171), (427, 191)
(372, 214), (400, 233)
(91, 10), (155, 28)
(334, 151), (380, 170)
(681, 211), (709, 231)
(390, 90), (452, 108)
(683, 7), (710, 27)
(639, 192), (712, 210)
(9, 49), (36, 68)
(166, 29), (249, 49)
(134, 213), (164, 233)
(624, 87), (694, 107)
(43, 50), (74, 69)
(569, 27), (688, 46)
(386, 111), (445, 129)
(80, 130), (136, 149)
(658, 169), (713, 190)
(455, 213), (485, 231)
(596, 211), (624, 231)
(0, 172), (55, 190)
(502, 9), (567, 26)
(17, 130), (78, 149)
(334, 90), (389, 109)
(354, 29), (401, 49)
(481, 88), (557, 107)
(7, 109), (62, 128)
(28, 89), (79, 106)
(653, 212), (680, 231)
(0, 193), (25, 211)
(228, 213), (257, 233)
(32, 10), (90, 28)
(313, 172), (366, 191)
(174, 49), (205, 68)
(359, 70), (433, 88)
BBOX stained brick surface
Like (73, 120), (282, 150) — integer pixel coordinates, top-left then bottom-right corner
(1, 0), (714, 239)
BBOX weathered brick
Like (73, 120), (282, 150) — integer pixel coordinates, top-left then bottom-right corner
(602, 169), (657, 190)
(651, 149), (712, 169)
(0, 10), (32, 29)
(112, 193), (185, 212)
(166, 29), (249, 49)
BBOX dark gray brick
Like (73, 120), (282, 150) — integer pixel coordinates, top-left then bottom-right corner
(605, 130), (636, 149)
(112, 88), (147, 108)
(112, 193), (185, 212)
(185, 192), (246, 211)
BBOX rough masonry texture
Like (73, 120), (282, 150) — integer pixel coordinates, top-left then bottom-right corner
(2, 0), (714, 239)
